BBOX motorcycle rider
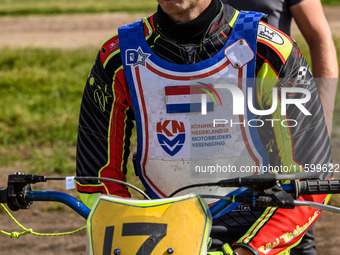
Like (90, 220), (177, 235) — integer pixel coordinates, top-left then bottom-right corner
(76, 0), (332, 254)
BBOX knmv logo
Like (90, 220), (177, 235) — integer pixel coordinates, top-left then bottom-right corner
(157, 120), (185, 156)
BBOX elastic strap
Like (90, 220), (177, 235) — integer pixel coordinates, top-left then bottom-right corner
(0, 203), (86, 239)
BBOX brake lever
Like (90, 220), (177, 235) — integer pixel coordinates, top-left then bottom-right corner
(232, 185), (296, 209)
(5, 172), (46, 211)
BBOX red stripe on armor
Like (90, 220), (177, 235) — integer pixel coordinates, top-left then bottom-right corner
(241, 207), (276, 244)
(149, 15), (155, 32)
(258, 38), (286, 64)
(100, 35), (120, 66)
(256, 52), (279, 77)
(76, 183), (107, 194)
(143, 22), (149, 38)
(97, 68), (131, 197)
(221, 31), (228, 38)
(76, 182), (131, 198)
(135, 66), (167, 197)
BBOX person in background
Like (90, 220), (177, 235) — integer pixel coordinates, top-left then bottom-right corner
(224, 1), (338, 254)
(225, 0), (338, 135)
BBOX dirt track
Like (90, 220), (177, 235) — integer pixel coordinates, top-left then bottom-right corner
(0, 7), (340, 49)
(0, 7), (340, 255)
(0, 13), (148, 49)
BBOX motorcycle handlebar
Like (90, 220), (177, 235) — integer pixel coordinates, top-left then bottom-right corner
(2, 173), (340, 218)
(294, 179), (340, 197)
(0, 188), (7, 203)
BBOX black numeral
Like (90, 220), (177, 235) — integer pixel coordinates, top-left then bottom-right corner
(102, 222), (167, 255)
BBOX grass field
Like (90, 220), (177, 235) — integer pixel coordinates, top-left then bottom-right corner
(0, 0), (338, 15)
(0, 47), (95, 175)
(323, 0), (340, 4)
(0, 0), (157, 15)
(0, 1), (339, 177)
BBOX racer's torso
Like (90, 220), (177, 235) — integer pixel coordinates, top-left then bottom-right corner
(77, 0), (330, 202)
(76, 2), (331, 251)
(118, 11), (269, 199)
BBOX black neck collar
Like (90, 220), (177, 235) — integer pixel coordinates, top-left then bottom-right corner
(157, 0), (221, 44)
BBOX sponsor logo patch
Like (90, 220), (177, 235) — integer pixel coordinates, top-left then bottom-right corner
(157, 120), (185, 156)
(126, 47), (150, 66)
(258, 24), (284, 45)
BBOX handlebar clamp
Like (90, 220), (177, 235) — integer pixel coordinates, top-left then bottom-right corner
(3, 172), (45, 211)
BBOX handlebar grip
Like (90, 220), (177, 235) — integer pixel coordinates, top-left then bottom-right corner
(0, 188), (7, 203)
(295, 179), (340, 197)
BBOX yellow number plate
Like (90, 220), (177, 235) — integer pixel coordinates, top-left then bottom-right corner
(87, 194), (211, 255)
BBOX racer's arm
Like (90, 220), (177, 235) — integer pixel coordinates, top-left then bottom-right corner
(232, 25), (332, 255)
(290, 0), (338, 135)
(76, 35), (134, 208)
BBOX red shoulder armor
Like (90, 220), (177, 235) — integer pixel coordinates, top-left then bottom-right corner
(100, 34), (120, 67)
